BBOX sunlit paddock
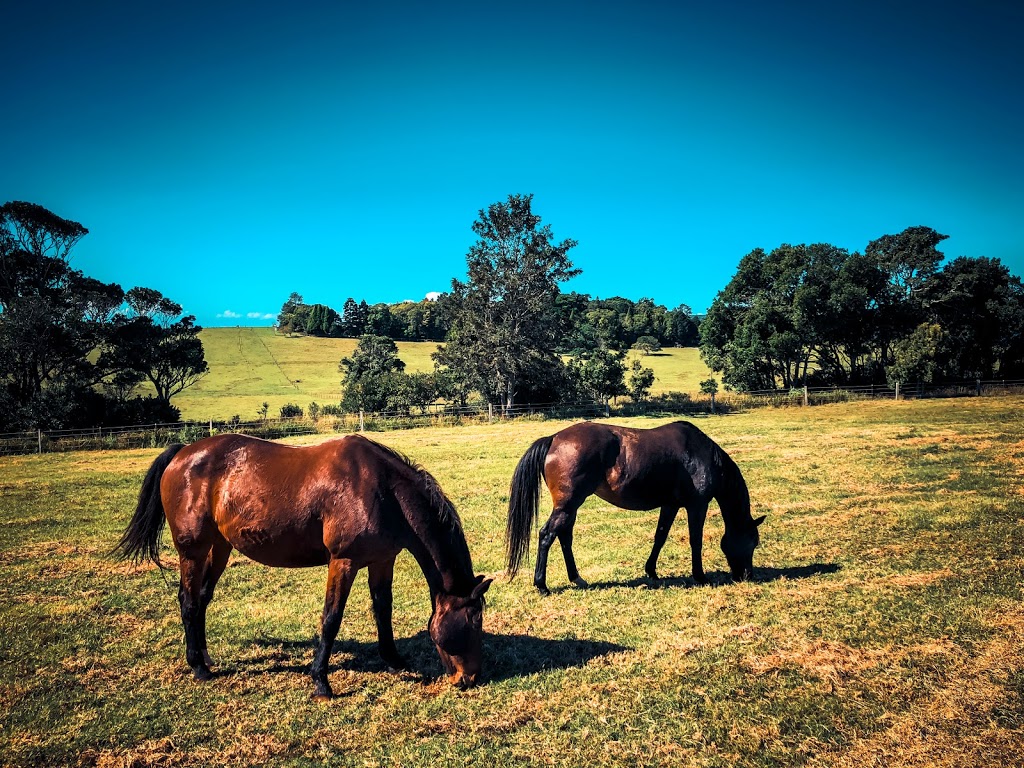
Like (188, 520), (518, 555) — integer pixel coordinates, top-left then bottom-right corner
(2, 396), (1022, 767)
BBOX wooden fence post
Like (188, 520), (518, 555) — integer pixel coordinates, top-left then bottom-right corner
(38, 429), (42, 454)
(895, 382), (900, 400)
(359, 410), (364, 432)
(803, 385), (809, 407)
(488, 403), (493, 423)
(976, 379), (982, 396)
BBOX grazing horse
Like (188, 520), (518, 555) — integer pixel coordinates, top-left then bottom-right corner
(115, 433), (492, 700)
(506, 421), (764, 594)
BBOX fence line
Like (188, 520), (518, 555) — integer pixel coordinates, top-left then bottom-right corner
(3, 378), (1023, 457)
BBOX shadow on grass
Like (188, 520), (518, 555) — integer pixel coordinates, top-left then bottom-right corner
(556, 562), (840, 594)
(226, 630), (629, 685)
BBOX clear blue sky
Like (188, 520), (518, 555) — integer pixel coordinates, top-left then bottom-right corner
(4, 1), (1022, 327)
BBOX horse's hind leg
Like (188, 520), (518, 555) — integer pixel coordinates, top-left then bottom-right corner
(197, 537), (232, 668)
(311, 557), (357, 701)
(645, 506), (679, 580)
(535, 502), (585, 595)
(368, 558), (406, 671)
(178, 551), (214, 681)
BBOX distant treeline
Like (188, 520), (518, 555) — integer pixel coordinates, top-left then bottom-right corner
(276, 291), (701, 351)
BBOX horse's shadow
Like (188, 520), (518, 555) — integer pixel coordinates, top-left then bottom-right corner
(556, 561), (840, 594)
(226, 631), (628, 684)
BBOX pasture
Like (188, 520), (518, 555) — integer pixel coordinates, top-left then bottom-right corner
(2, 397), (1022, 766)
(170, 328), (712, 421)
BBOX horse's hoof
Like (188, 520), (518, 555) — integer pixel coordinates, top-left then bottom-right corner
(310, 692), (334, 704)
(192, 667), (214, 682)
(645, 569), (658, 580)
(202, 649), (215, 667)
(536, 585), (551, 597)
(381, 654), (408, 671)
(571, 577), (589, 589)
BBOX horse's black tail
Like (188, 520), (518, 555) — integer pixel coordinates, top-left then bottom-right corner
(112, 443), (185, 569)
(505, 435), (554, 579)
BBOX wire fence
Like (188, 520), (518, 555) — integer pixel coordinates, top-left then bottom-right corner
(2, 378), (1023, 457)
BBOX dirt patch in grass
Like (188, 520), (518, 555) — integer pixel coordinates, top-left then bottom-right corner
(809, 604), (1024, 767)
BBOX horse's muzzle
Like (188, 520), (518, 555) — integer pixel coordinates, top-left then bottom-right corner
(451, 672), (479, 690)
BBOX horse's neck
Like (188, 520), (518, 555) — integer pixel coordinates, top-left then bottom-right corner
(403, 499), (474, 597)
(715, 457), (752, 530)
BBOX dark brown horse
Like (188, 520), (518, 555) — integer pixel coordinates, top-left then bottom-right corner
(506, 420), (764, 594)
(115, 433), (492, 699)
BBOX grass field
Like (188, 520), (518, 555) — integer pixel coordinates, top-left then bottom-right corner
(169, 328), (713, 421)
(2, 397), (1023, 766)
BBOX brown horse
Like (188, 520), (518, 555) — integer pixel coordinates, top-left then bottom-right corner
(115, 433), (492, 699)
(506, 420), (764, 594)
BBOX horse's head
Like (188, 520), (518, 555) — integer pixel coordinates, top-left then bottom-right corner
(429, 575), (493, 689)
(721, 515), (766, 581)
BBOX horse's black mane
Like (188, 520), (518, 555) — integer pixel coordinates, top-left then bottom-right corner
(371, 440), (465, 534)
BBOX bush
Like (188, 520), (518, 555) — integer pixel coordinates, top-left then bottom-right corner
(279, 403), (303, 418)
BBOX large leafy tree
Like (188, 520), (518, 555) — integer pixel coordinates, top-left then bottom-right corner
(924, 256), (1024, 379)
(0, 202), (122, 425)
(434, 194), (579, 408)
(99, 289), (208, 404)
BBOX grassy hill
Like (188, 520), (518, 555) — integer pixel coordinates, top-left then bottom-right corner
(172, 327), (712, 421)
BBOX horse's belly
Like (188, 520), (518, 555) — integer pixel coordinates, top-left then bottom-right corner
(226, 525), (331, 568)
(594, 483), (660, 511)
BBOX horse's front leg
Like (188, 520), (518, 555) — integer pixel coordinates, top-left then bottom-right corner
(311, 557), (357, 701)
(368, 558), (406, 671)
(686, 504), (709, 585)
(645, 505), (679, 580)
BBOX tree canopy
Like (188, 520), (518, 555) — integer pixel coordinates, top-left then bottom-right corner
(434, 194), (579, 409)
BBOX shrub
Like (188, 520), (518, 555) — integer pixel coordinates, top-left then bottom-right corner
(279, 403), (303, 418)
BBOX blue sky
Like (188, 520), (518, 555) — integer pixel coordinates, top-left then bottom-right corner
(4, 1), (1022, 327)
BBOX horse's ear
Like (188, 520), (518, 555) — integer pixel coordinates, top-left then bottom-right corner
(754, 515), (766, 527)
(470, 576), (493, 601)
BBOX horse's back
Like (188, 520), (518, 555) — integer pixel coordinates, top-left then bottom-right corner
(547, 420), (723, 510)
(160, 433), (394, 567)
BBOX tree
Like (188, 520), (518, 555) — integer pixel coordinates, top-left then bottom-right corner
(885, 323), (943, 388)
(866, 226), (947, 366)
(0, 202), (123, 428)
(923, 256), (1024, 379)
(569, 348), (626, 406)
(339, 334), (406, 380)
(666, 304), (700, 346)
(700, 377), (719, 413)
(339, 297), (366, 337)
(101, 309), (209, 404)
(277, 292), (303, 332)
(434, 194), (579, 409)
(632, 335), (661, 355)
(339, 334), (408, 412)
(626, 359), (655, 402)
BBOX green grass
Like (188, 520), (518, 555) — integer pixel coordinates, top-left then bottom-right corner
(3, 397), (1022, 766)
(171, 327), (711, 421)
(170, 328), (441, 421)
